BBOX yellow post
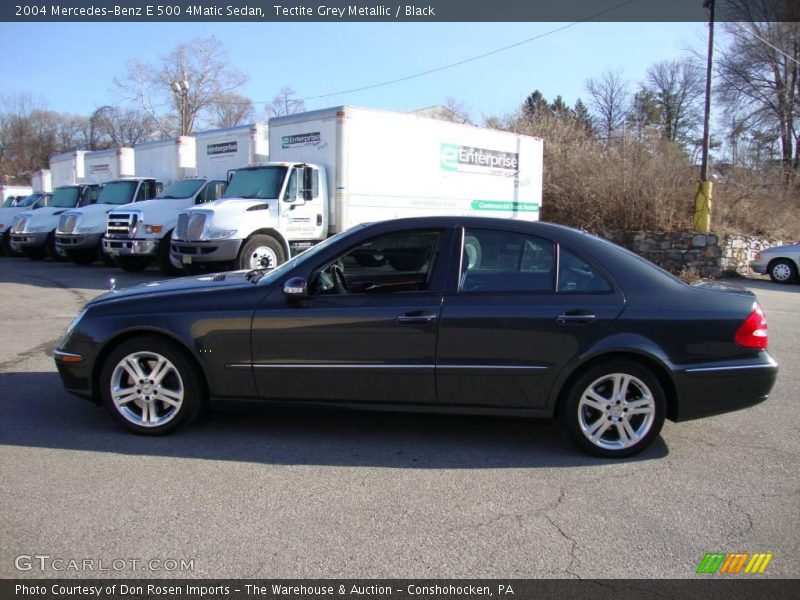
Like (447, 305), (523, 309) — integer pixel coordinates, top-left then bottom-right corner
(694, 180), (712, 233)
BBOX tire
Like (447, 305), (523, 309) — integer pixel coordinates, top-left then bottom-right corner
(45, 233), (68, 262)
(561, 359), (666, 458)
(116, 256), (150, 272)
(1, 230), (23, 258)
(767, 258), (797, 284)
(70, 249), (97, 265)
(237, 234), (285, 271)
(21, 244), (47, 260)
(157, 233), (182, 276)
(99, 336), (204, 435)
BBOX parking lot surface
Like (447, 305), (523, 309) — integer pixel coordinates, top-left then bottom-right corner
(1, 257), (798, 578)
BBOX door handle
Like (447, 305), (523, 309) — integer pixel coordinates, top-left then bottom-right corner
(396, 312), (438, 325)
(556, 311), (596, 324)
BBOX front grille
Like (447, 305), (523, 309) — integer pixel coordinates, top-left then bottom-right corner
(58, 214), (77, 234)
(107, 212), (137, 238)
(176, 213), (205, 240)
(12, 215), (28, 233)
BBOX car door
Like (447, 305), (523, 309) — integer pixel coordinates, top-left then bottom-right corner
(279, 166), (325, 242)
(250, 226), (454, 405)
(436, 226), (625, 408)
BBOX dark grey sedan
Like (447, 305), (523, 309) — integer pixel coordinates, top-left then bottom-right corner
(54, 217), (778, 457)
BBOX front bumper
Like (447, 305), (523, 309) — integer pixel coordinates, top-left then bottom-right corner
(11, 231), (49, 247)
(171, 238), (242, 263)
(56, 232), (103, 250)
(672, 353), (778, 421)
(102, 236), (159, 258)
(54, 348), (94, 402)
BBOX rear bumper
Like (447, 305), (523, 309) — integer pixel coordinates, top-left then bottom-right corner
(102, 236), (159, 257)
(11, 231), (49, 247)
(56, 232), (102, 250)
(749, 260), (768, 275)
(171, 238), (242, 263)
(671, 354), (778, 421)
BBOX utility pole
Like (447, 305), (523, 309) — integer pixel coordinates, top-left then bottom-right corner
(171, 79), (190, 136)
(694, 0), (715, 233)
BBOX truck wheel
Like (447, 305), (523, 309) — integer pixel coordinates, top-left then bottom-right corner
(1, 230), (23, 258)
(157, 234), (182, 276)
(45, 233), (68, 262)
(70, 249), (97, 265)
(117, 256), (150, 272)
(21, 244), (47, 260)
(238, 235), (285, 271)
(99, 249), (117, 268)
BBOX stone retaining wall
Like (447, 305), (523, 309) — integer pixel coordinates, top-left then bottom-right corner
(600, 230), (784, 278)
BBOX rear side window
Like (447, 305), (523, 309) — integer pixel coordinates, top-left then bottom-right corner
(558, 248), (613, 293)
(460, 228), (555, 293)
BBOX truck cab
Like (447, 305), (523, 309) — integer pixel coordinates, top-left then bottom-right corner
(11, 184), (101, 260)
(0, 192), (53, 257)
(170, 163), (326, 271)
(102, 177), (226, 274)
(55, 177), (161, 265)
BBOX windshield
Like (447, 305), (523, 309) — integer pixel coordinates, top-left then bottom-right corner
(16, 194), (41, 207)
(224, 167), (287, 200)
(158, 179), (205, 199)
(96, 181), (138, 205)
(2, 197), (13, 208)
(253, 226), (365, 284)
(51, 187), (81, 208)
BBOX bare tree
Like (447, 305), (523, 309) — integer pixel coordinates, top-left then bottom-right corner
(645, 59), (705, 143)
(92, 106), (160, 146)
(209, 93), (255, 128)
(115, 36), (248, 135)
(264, 86), (306, 117)
(586, 69), (629, 142)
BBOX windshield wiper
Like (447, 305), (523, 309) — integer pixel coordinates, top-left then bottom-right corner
(245, 268), (270, 282)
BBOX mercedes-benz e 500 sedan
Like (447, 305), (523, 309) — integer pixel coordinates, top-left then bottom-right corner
(54, 217), (778, 457)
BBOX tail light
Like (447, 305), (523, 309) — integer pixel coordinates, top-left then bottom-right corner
(735, 302), (768, 349)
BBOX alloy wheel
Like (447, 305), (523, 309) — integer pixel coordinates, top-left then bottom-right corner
(110, 351), (184, 427)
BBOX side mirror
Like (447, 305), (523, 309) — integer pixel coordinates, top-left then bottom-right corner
(302, 166), (313, 201)
(283, 277), (308, 298)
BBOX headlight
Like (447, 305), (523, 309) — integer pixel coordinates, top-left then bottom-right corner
(59, 308), (87, 348)
(204, 229), (237, 240)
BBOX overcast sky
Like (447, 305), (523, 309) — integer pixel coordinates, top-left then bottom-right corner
(0, 21), (710, 121)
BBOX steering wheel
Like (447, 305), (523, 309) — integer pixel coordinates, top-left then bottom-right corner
(331, 264), (348, 294)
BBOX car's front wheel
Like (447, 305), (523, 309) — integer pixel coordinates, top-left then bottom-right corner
(100, 337), (203, 435)
(561, 360), (666, 457)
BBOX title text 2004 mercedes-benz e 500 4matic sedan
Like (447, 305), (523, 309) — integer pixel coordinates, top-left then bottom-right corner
(54, 217), (778, 457)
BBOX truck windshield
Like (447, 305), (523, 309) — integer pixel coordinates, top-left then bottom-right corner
(16, 194), (41, 207)
(224, 167), (288, 200)
(2, 197), (13, 208)
(96, 181), (138, 205)
(51, 187), (81, 208)
(158, 179), (205, 199)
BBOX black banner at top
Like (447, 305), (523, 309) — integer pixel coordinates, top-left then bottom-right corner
(4, 0), (800, 22)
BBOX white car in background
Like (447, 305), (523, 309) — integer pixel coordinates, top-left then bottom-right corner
(751, 243), (800, 284)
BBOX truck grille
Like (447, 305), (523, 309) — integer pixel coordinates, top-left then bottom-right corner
(176, 213), (205, 240)
(58, 214), (77, 234)
(107, 212), (138, 238)
(12, 215), (28, 233)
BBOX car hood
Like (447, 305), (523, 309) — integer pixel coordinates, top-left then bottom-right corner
(185, 198), (276, 215)
(88, 270), (258, 306)
(112, 197), (194, 213)
(20, 207), (73, 221)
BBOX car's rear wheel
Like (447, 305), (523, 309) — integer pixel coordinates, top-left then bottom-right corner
(768, 258), (797, 284)
(100, 337), (203, 435)
(561, 360), (666, 458)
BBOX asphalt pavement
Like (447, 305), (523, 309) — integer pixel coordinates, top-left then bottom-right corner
(1, 257), (798, 579)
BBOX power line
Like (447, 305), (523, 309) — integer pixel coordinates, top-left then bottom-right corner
(213, 0), (640, 106)
(749, 28), (800, 67)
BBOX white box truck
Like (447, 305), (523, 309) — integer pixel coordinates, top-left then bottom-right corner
(0, 189), (53, 256)
(1, 184), (33, 208)
(101, 136), (228, 274)
(55, 146), (151, 265)
(11, 150), (102, 260)
(171, 106), (543, 272)
(195, 123), (268, 180)
(31, 170), (53, 193)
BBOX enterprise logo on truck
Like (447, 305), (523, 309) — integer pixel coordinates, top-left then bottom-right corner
(440, 143), (519, 175)
(282, 132), (321, 148)
(207, 141), (238, 158)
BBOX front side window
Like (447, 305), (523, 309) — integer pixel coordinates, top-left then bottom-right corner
(460, 228), (555, 293)
(313, 230), (441, 295)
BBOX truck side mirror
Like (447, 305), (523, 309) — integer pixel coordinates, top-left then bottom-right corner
(302, 166), (313, 202)
(283, 277), (308, 299)
(227, 170), (235, 183)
